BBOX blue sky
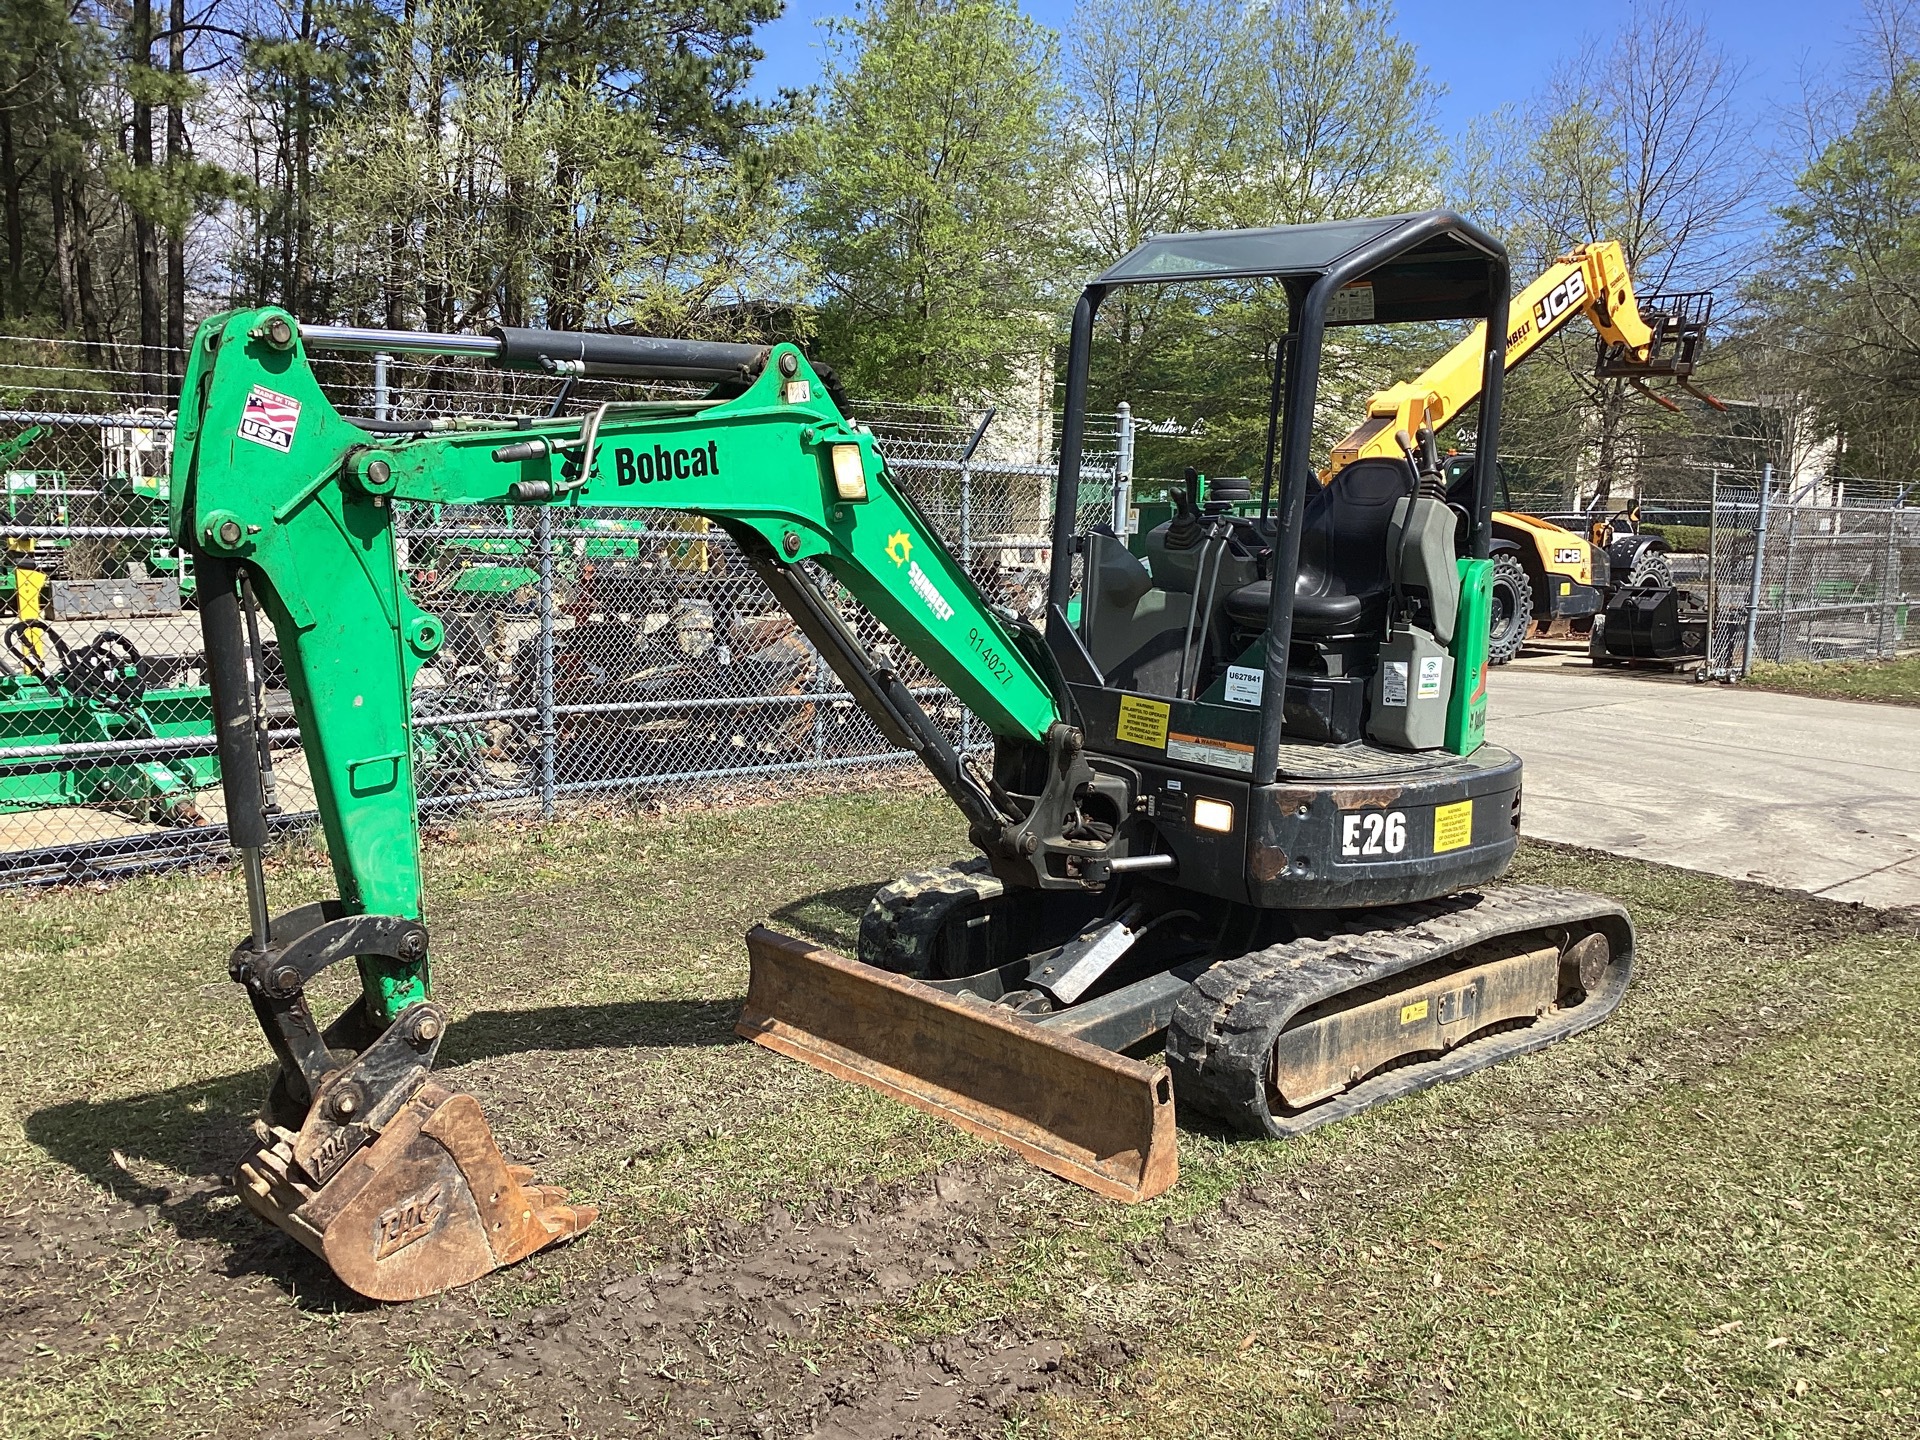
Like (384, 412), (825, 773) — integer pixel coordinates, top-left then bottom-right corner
(746, 0), (1871, 151)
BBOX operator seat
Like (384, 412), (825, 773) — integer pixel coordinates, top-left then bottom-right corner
(1222, 457), (1413, 639)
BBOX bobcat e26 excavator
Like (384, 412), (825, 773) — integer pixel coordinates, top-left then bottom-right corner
(172, 210), (1633, 1302)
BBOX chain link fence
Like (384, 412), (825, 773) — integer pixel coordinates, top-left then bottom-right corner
(1490, 457), (1916, 678)
(1702, 472), (1920, 679)
(0, 339), (1129, 884)
(15, 334), (1911, 884)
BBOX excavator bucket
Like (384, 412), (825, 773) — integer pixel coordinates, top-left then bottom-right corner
(738, 927), (1178, 1202)
(235, 1080), (595, 1302)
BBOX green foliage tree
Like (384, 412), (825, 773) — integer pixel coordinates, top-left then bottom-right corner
(0, 0), (105, 341)
(1747, 15), (1920, 483)
(1453, 12), (1756, 504)
(227, 0), (348, 323)
(1232, 0), (1440, 226)
(1067, 0), (1442, 482)
(305, 0), (798, 339)
(0, 1), (241, 388)
(1064, 0), (1243, 409)
(795, 0), (1078, 406)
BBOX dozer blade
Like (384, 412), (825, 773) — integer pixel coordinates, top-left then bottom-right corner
(738, 926), (1178, 1202)
(235, 1080), (595, 1302)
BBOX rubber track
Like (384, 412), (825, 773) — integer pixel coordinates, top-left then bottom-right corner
(856, 859), (1003, 974)
(1166, 885), (1635, 1138)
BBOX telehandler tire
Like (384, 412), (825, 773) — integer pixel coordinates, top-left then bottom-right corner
(1488, 553), (1534, 666)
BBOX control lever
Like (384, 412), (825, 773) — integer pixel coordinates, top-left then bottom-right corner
(1413, 425), (1446, 498)
(1165, 466), (1204, 550)
(1387, 426), (1461, 644)
(1394, 428), (1424, 492)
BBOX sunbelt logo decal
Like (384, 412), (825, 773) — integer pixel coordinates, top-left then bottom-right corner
(887, 529), (953, 621)
(909, 561), (954, 622)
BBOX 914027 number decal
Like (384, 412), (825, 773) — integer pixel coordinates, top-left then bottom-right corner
(967, 627), (1015, 687)
(1340, 810), (1407, 858)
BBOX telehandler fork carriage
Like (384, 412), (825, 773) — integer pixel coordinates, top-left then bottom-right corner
(173, 211), (1631, 1302)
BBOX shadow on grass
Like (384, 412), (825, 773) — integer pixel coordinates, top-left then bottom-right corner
(767, 880), (878, 949)
(23, 995), (745, 1307)
(24, 878), (922, 1307)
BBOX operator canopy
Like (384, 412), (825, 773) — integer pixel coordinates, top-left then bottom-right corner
(1094, 211), (1505, 323)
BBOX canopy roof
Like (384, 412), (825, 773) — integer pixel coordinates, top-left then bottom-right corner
(1093, 211), (1506, 324)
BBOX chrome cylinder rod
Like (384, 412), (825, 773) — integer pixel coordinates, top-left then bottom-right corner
(299, 323), (502, 357)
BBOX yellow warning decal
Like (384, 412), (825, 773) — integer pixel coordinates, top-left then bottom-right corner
(1400, 998), (1430, 1025)
(1116, 694), (1171, 750)
(1432, 799), (1473, 853)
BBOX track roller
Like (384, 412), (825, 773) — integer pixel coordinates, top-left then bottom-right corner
(1166, 885), (1633, 1138)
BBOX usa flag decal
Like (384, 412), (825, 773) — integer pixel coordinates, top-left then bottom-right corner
(239, 385), (301, 452)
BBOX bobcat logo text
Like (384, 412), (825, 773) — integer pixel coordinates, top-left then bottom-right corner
(613, 441), (721, 485)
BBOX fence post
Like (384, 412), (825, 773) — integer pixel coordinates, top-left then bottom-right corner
(1879, 508), (1900, 658)
(1706, 473), (1720, 675)
(373, 352), (392, 421)
(1113, 400), (1134, 534)
(536, 505), (557, 819)
(1777, 501), (1801, 662)
(1740, 463), (1773, 678)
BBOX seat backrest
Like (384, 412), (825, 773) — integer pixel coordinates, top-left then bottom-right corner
(1298, 457), (1413, 600)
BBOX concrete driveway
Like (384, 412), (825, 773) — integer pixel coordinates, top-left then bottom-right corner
(1489, 653), (1920, 910)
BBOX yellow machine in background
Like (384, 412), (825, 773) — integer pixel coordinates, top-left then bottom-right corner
(1328, 241), (1721, 663)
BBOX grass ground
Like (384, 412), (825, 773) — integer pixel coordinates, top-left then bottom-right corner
(1, 786), (1916, 1438)
(1742, 655), (1920, 707)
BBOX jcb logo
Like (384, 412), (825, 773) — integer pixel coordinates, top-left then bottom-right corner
(1533, 272), (1587, 330)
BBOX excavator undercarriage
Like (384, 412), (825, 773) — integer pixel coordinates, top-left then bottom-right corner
(168, 210), (1636, 1301)
(743, 808), (1633, 1202)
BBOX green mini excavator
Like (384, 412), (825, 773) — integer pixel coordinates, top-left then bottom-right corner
(172, 210), (1633, 1301)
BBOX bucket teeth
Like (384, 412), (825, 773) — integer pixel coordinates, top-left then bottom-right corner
(231, 1080), (593, 1301)
(235, 1130), (325, 1252)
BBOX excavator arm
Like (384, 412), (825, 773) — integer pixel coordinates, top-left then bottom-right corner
(170, 308), (1099, 1298)
(1328, 241), (1720, 473)
(175, 307), (1072, 930)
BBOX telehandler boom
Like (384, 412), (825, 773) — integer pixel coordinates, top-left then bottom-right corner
(174, 212), (1633, 1302)
(1328, 241), (1722, 662)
